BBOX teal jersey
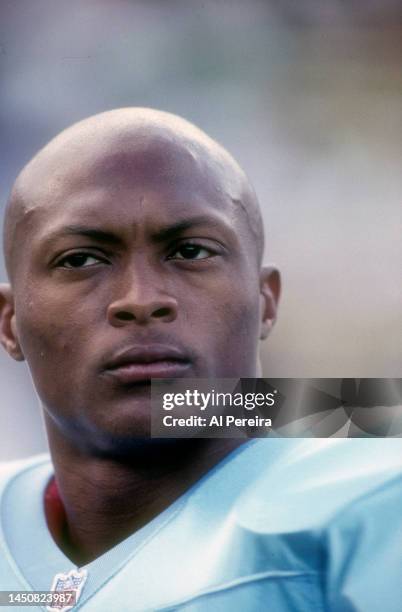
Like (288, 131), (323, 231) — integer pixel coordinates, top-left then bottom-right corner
(0, 439), (401, 611)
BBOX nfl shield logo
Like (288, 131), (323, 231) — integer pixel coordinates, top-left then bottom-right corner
(47, 568), (88, 611)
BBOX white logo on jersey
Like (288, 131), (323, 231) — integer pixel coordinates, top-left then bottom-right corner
(47, 568), (88, 611)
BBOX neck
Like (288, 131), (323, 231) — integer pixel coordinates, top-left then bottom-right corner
(45, 424), (245, 565)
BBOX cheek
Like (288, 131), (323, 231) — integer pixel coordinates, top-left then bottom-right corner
(16, 276), (103, 349)
(14, 289), (98, 393)
(228, 299), (261, 358)
(214, 293), (260, 338)
(188, 280), (261, 374)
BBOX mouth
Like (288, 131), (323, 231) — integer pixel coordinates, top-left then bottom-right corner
(101, 344), (191, 384)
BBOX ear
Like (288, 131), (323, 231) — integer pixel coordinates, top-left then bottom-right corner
(259, 266), (280, 340)
(0, 283), (25, 361)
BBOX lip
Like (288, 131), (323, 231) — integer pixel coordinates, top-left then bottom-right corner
(101, 344), (191, 384)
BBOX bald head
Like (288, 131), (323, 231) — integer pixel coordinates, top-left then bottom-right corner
(3, 108), (264, 281)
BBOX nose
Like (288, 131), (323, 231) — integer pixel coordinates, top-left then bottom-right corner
(107, 269), (178, 327)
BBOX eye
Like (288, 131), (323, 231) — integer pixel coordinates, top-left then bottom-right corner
(57, 253), (106, 268)
(168, 244), (214, 260)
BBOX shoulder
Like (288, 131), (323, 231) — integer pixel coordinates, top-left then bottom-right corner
(234, 439), (402, 533)
(324, 470), (402, 611)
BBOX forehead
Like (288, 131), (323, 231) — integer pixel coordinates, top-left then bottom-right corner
(17, 133), (249, 241)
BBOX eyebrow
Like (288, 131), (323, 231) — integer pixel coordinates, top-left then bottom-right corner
(44, 215), (231, 246)
(45, 225), (123, 246)
(151, 216), (227, 242)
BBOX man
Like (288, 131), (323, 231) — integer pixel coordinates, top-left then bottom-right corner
(0, 108), (401, 611)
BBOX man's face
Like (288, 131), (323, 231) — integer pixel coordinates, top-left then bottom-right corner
(7, 135), (269, 448)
